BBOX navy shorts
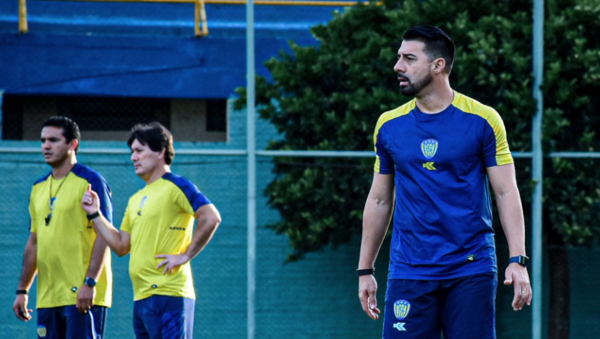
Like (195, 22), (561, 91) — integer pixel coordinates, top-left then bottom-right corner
(133, 295), (195, 339)
(382, 272), (497, 339)
(37, 305), (107, 339)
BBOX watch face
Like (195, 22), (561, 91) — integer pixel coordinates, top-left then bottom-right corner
(519, 256), (529, 265)
(85, 278), (96, 287)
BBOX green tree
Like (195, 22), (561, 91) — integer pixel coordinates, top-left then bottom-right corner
(236, 0), (600, 336)
(539, 1), (600, 337)
(236, 0), (537, 260)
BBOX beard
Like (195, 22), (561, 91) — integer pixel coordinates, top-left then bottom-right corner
(398, 72), (433, 97)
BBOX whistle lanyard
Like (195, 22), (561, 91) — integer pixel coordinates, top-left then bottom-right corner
(45, 172), (70, 226)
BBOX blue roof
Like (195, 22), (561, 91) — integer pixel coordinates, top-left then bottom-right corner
(0, 0), (347, 98)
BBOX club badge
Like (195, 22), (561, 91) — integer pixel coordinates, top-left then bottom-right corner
(394, 299), (411, 320)
(421, 139), (438, 159)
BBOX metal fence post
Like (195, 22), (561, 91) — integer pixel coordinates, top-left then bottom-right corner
(246, 0), (256, 338)
(532, 0), (544, 338)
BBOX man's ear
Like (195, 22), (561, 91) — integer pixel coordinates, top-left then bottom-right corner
(432, 58), (446, 74)
(69, 138), (79, 152)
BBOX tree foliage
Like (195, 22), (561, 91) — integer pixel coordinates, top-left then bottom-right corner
(235, 0), (600, 261)
(541, 0), (600, 246)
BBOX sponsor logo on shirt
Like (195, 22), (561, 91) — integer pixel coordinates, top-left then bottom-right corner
(169, 226), (186, 231)
(423, 162), (437, 170)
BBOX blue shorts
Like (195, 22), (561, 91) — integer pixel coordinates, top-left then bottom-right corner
(37, 305), (107, 339)
(382, 272), (497, 339)
(133, 295), (195, 339)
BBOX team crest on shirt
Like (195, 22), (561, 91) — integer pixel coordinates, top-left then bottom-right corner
(37, 325), (47, 337)
(137, 196), (147, 216)
(421, 139), (438, 159)
(394, 299), (411, 320)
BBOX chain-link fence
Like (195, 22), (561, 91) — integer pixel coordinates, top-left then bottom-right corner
(1, 95), (600, 338)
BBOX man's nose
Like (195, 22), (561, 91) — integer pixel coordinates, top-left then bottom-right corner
(393, 58), (405, 73)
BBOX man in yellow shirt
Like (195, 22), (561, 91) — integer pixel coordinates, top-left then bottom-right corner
(82, 122), (221, 339)
(13, 116), (113, 339)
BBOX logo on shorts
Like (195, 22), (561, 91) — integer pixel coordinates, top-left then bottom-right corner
(37, 325), (47, 337)
(393, 322), (407, 331)
(421, 139), (438, 159)
(394, 299), (411, 320)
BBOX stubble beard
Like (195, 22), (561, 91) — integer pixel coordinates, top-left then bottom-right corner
(399, 72), (434, 97)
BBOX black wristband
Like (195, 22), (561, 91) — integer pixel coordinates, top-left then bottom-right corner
(87, 211), (100, 221)
(356, 268), (375, 276)
(16, 289), (28, 295)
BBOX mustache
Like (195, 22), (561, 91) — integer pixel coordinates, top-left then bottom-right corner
(397, 73), (410, 81)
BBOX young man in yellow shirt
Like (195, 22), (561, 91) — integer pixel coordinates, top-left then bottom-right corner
(13, 116), (113, 339)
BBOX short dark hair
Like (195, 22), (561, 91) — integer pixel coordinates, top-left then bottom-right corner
(127, 122), (175, 165)
(403, 25), (456, 74)
(42, 116), (81, 153)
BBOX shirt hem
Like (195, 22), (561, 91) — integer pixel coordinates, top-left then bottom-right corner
(37, 301), (112, 309)
(133, 291), (196, 302)
(387, 267), (497, 281)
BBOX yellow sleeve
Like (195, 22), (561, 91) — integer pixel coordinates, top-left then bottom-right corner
(120, 206), (131, 233)
(174, 189), (195, 216)
(29, 189), (37, 233)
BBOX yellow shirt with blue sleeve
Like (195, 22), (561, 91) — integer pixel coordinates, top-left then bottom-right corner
(29, 163), (113, 308)
(120, 172), (211, 301)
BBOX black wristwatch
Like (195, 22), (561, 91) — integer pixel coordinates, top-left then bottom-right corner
(356, 268), (376, 276)
(16, 289), (28, 295)
(83, 277), (97, 288)
(86, 211), (100, 221)
(509, 255), (530, 267)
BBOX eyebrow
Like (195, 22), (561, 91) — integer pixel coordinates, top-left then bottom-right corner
(398, 52), (417, 58)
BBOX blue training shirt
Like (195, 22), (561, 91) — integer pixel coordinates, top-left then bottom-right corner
(374, 91), (513, 280)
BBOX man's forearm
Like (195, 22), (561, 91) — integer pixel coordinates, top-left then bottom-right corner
(85, 235), (109, 280)
(496, 189), (527, 256)
(358, 197), (393, 269)
(91, 214), (130, 256)
(18, 235), (38, 290)
(184, 215), (220, 261)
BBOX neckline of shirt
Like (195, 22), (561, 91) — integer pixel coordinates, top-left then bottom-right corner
(412, 91), (459, 121)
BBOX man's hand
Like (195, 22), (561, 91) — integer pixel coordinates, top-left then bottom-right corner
(81, 184), (100, 215)
(76, 284), (96, 313)
(358, 275), (381, 320)
(504, 264), (532, 311)
(12, 294), (33, 321)
(155, 254), (190, 275)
